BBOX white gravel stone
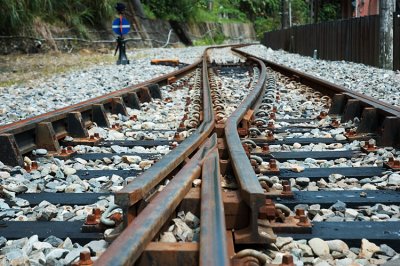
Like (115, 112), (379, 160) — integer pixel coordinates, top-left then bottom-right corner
(308, 238), (330, 257)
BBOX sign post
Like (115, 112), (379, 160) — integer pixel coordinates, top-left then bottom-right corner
(112, 3), (131, 65)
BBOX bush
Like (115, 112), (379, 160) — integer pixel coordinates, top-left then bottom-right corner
(0, 0), (118, 36)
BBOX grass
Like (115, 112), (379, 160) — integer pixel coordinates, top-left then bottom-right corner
(0, 51), (115, 87)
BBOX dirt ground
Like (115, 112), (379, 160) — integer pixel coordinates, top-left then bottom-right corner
(0, 50), (116, 87)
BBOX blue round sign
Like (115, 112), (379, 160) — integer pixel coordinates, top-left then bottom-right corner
(112, 17), (131, 35)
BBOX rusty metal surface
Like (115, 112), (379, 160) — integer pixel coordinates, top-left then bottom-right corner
(235, 48), (400, 118)
(96, 134), (218, 266)
(115, 55), (215, 209)
(0, 63), (199, 135)
(224, 56), (269, 243)
(137, 242), (199, 266)
(200, 150), (229, 266)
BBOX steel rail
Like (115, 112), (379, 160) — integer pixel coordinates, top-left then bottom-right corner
(224, 55), (269, 243)
(234, 48), (400, 118)
(96, 134), (218, 266)
(0, 61), (200, 135)
(199, 149), (229, 266)
(0, 60), (201, 166)
(114, 50), (215, 216)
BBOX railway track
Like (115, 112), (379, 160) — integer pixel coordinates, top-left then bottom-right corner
(0, 45), (399, 265)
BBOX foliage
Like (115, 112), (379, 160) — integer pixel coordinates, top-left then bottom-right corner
(193, 31), (225, 46)
(318, 2), (340, 22)
(0, 0), (118, 36)
(142, 4), (156, 20)
(142, 0), (203, 22)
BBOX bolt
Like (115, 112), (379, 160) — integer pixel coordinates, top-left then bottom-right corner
(67, 146), (74, 153)
(267, 121), (274, 129)
(262, 145), (270, 154)
(60, 148), (68, 155)
(79, 251), (93, 265)
(281, 184), (292, 196)
(92, 208), (101, 220)
(31, 161), (39, 170)
(318, 111), (327, 120)
(272, 105), (277, 112)
(174, 132), (181, 141)
(331, 120), (340, 127)
(130, 115), (138, 121)
(24, 164), (31, 172)
(267, 131), (274, 141)
(295, 208), (305, 219)
(280, 254), (295, 266)
(89, 135), (95, 140)
(94, 133), (100, 139)
(269, 112), (276, 120)
(276, 95), (280, 100)
(85, 214), (97, 225)
(297, 215), (311, 227)
(109, 212), (123, 223)
(269, 159), (277, 171)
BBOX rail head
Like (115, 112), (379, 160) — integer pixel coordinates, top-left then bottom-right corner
(224, 55), (269, 243)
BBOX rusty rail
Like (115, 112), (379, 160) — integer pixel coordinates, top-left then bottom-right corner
(115, 52), (215, 224)
(224, 56), (270, 244)
(234, 48), (400, 147)
(96, 134), (218, 266)
(0, 60), (201, 166)
(199, 149), (229, 266)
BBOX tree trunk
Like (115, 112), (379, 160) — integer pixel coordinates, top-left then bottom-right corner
(130, 0), (146, 19)
(379, 0), (395, 69)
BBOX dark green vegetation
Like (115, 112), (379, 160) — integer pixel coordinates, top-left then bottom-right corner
(0, 0), (118, 36)
(0, 0), (341, 40)
(142, 0), (341, 39)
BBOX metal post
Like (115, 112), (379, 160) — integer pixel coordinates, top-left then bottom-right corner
(289, 0), (292, 27)
(116, 36), (130, 65)
(379, 0), (395, 69)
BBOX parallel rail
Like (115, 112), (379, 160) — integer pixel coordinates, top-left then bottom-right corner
(1, 45), (400, 265)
